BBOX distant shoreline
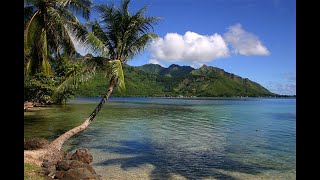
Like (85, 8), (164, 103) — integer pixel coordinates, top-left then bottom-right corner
(71, 95), (296, 101)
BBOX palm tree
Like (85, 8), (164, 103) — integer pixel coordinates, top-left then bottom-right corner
(24, 0), (92, 76)
(24, 0), (160, 165)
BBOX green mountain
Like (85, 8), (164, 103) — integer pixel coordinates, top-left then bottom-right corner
(137, 64), (164, 75)
(74, 64), (275, 97)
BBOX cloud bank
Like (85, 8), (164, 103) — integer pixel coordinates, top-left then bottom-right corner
(150, 31), (229, 66)
(149, 23), (269, 67)
(148, 58), (162, 66)
(224, 23), (270, 56)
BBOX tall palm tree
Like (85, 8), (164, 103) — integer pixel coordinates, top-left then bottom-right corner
(25, 0), (160, 165)
(24, 0), (93, 76)
(49, 0), (160, 150)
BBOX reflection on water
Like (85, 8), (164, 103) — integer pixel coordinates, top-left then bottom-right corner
(24, 97), (296, 179)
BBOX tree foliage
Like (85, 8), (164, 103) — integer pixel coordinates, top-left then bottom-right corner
(24, 0), (160, 103)
(24, 0), (92, 76)
(24, 0), (98, 103)
(85, 0), (160, 93)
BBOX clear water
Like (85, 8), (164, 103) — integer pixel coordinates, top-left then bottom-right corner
(24, 97), (296, 179)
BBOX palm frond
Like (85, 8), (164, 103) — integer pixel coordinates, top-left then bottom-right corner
(24, 6), (35, 27)
(58, 0), (92, 20)
(59, 7), (80, 23)
(24, 10), (40, 50)
(86, 32), (109, 57)
(40, 30), (52, 76)
(94, 0), (160, 62)
(25, 59), (33, 75)
(64, 20), (99, 57)
(91, 20), (115, 57)
(60, 25), (77, 55)
(25, 10), (43, 76)
(25, 0), (93, 75)
(46, 7), (64, 52)
(53, 61), (96, 97)
(82, 55), (106, 71)
(64, 20), (89, 44)
(125, 33), (158, 60)
(107, 60), (126, 94)
(47, 6), (61, 23)
(96, 4), (117, 28)
(121, 0), (131, 17)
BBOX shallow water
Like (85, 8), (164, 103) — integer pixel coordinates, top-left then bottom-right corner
(24, 97), (296, 179)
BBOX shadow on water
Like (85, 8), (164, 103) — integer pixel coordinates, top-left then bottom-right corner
(93, 140), (274, 180)
(267, 112), (296, 121)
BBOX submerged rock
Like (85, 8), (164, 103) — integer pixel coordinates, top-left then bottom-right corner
(56, 160), (96, 174)
(70, 148), (93, 164)
(62, 168), (99, 180)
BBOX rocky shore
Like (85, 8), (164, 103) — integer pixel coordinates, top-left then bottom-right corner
(41, 148), (102, 179)
(24, 138), (102, 179)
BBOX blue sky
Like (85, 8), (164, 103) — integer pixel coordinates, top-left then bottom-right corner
(75, 0), (296, 95)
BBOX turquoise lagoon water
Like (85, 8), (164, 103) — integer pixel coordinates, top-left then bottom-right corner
(24, 97), (296, 179)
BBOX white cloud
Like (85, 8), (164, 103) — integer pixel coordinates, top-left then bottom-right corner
(148, 58), (162, 65)
(149, 24), (270, 67)
(149, 31), (229, 66)
(224, 23), (270, 56)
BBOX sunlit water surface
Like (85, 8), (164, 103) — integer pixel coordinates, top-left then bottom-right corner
(24, 97), (296, 179)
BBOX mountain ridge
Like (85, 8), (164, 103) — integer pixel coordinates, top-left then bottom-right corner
(75, 63), (276, 97)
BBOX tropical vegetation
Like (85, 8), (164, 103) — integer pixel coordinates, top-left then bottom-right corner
(75, 63), (275, 97)
(24, 0), (160, 166)
(24, 0), (95, 104)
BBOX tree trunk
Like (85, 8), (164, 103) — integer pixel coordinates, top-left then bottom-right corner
(24, 76), (117, 165)
(49, 76), (117, 151)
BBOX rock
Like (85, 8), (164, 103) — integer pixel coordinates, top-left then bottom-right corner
(57, 160), (96, 174)
(69, 160), (96, 174)
(24, 137), (49, 150)
(61, 168), (99, 180)
(42, 161), (56, 173)
(57, 160), (71, 171)
(64, 151), (73, 160)
(48, 165), (56, 174)
(51, 148), (101, 179)
(42, 161), (55, 168)
(40, 167), (51, 176)
(70, 148), (93, 164)
(48, 170), (56, 178)
(54, 171), (66, 179)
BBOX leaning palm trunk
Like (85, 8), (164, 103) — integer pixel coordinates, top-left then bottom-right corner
(49, 76), (117, 150)
(24, 76), (118, 165)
